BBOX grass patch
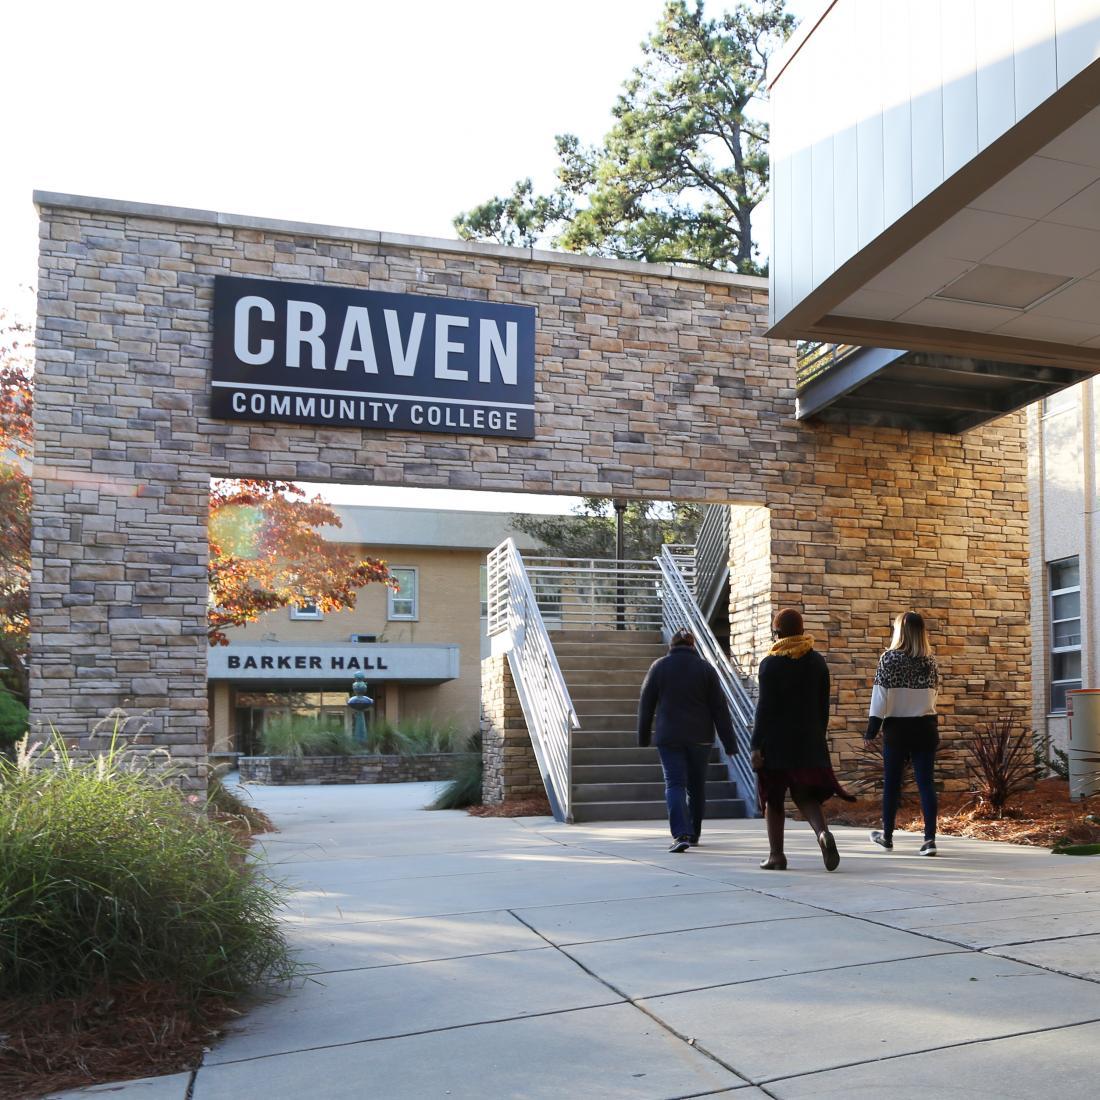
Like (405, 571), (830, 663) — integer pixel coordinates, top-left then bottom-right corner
(258, 715), (355, 757)
(0, 729), (295, 1003)
(428, 733), (483, 810)
(364, 715), (466, 755)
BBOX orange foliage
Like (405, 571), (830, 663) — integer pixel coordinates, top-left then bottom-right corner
(208, 479), (393, 645)
(0, 308), (32, 701)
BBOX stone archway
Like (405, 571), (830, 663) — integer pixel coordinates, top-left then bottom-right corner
(31, 193), (1030, 787)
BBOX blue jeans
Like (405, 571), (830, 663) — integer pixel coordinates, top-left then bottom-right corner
(657, 744), (712, 840)
(882, 741), (938, 842)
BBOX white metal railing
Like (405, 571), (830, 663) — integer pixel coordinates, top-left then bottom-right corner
(523, 556), (664, 632)
(486, 540), (579, 822)
(658, 544), (759, 813)
(693, 504), (730, 619)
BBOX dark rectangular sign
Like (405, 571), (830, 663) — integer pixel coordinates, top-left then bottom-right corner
(211, 275), (536, 438)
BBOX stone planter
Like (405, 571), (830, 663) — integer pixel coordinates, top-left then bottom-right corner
(239, 752), (475, 785)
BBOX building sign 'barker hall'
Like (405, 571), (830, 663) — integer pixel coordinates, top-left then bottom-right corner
(211, 275), (537, 438)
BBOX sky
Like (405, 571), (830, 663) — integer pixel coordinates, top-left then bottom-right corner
(2, 0), (810, 513)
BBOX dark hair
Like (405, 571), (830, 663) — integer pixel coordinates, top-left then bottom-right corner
(670, 628), (696, 648)
(772, 607), (804, 638)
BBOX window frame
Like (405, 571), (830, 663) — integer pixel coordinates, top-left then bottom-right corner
(387, 566), (419, 621)
(1050, 556), (1082, 713)
(289, 601), (323, 621)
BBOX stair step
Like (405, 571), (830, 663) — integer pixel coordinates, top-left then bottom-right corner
(557, 655), (658, 672)
(573, 780), (734, 803)
(550, 630), (664, 645)
(553, 641), (665, 658)
(569, 684), (645, 701)
(571, 798), (748, 822)
(572, 762), (727, 784)
(573, 714), (639, 731)
(572, 747), (660, 766)
(572, 730), (641, 748)
(562, 670), (649, 688)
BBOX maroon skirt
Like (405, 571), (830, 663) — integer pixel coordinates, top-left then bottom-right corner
(757, 766), (857, 812)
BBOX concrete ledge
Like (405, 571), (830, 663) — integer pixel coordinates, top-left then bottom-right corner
(32, 190), (768, 290)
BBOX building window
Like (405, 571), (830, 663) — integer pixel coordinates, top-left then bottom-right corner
(290, 601), (323, 620)
(1041, 386), (1077, 417)
(388, 567), (418, 620)
(480, 564), (488, 618)
(1050, 556), (1082, 712)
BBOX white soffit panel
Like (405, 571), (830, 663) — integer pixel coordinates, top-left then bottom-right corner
(1028, 276), (1100, 319)
(895, 298), (1020, 331)
(1038, 105), (1100, 167)
(968, 155), (1100, 219)
(992, 313), (1100, 344)
(918, 208), (1033, 262)
(935, 264), (1071, 308)
(984, 220), (1100, 277)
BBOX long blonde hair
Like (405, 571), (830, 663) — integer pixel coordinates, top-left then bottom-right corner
(889, 611), (931, 659)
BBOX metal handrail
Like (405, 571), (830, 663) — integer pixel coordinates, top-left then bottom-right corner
(796, 341), (861, 388)
(523, 557), (663, 631)
(657, 544), (759, 814)
(486, 540), (578, 822)
(693, 504), (730, 619)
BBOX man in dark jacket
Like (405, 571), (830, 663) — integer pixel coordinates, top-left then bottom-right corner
(637, 628), (737, 853)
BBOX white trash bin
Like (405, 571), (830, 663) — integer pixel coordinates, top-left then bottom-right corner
(1067, 689), (1100, 801)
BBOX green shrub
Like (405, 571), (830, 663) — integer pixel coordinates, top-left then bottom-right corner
(429, 733), (483, 810)
(259, 715), (355, 757)
(0, 731), (295, 1002)
(364, 715), (465, 755)
(0, 689), (28, 751)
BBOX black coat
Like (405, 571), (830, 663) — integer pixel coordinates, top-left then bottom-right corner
(750, 649), (831, 770)
(637, 646), (737, 753)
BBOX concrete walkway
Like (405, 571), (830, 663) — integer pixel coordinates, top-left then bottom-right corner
(57, 781), (1100, 1099)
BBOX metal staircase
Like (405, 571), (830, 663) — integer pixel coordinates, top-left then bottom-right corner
(486, 534), (758, 823)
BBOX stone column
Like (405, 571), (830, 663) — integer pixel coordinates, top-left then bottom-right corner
(480, 654), (541, 803)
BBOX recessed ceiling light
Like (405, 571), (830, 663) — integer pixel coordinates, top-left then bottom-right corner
(934, 265), (1072, 309)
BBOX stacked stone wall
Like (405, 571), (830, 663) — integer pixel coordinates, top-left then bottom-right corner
(480, 654), (542, 803)
(239, 752), (472, 785)
(31, 195), (1031, 792)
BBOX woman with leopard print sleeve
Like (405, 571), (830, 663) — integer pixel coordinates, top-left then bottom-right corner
(865, 611), (940, 856)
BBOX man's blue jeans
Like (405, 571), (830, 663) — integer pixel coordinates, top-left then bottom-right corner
(657, 743), (713, 840)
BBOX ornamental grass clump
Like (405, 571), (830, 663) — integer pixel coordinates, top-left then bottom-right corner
(967, 711), (1040, 818)
(258, 715), (355, 757)
(0, 730), (295, 1003)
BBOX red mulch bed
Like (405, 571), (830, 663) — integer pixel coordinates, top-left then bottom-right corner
(826, 778), (1100, 848)
(0, 804), (275, 1099)
(468, 796), (553, 818)
(0, 984), (238, 1099)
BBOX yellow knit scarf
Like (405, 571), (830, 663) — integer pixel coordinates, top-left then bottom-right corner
(769, 634), (814, 659)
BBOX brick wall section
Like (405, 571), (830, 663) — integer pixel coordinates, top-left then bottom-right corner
(239, 752), (473, 785)
(31, 195), (1030, 791)
(481, 654), (542, 803)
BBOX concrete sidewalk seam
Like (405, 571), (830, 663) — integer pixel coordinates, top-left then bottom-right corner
(752, 1012), (1100, 1086)
(555, 911), (823, 947)
(508, 907), (758, 1092)
(198, 998), (627, 1070)
(295, 942), (548, 977)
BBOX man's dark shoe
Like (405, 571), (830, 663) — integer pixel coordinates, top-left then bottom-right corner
(918, 839), (937, 856)
(818, 829), (840, 871)
(870, 829), (893, 850)
(688, 836), (700, 847)
(669, 837), (691, 853)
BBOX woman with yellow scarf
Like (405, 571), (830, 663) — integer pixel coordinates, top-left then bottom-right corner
(751, 607), (854, 870)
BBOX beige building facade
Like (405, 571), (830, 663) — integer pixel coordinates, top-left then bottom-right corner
(207, 505), (544, 753)
(1030, 380), (1096, 749)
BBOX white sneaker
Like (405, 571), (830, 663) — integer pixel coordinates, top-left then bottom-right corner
(918, 839), (937, 856)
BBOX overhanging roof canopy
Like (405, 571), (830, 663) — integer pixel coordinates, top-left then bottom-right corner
(769, 0), (1100, 429)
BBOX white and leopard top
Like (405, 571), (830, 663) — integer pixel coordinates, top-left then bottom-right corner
(867, 649), (938, 734)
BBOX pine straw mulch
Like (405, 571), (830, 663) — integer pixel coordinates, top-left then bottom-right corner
(468, 796), (553, 818)
(0, 800), (276, 1100)
(825, 778), (1100, 848)
(0, 983), (240, 1100)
